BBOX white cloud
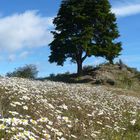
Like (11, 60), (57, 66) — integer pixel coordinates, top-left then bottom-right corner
(0, 10), (53, 52)
(112, 0), (140, 17)
(112, 4), (140, 17)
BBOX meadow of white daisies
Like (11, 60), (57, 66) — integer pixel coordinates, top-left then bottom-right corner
(0, 77), (140, 140)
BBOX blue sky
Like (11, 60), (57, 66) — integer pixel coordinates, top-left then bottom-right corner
(0, 0), (140, 77)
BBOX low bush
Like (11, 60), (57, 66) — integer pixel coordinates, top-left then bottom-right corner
(6, 64), (38, 79)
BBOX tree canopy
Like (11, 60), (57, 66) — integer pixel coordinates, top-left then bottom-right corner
(87, 0), (122, 64)
(49, 0), (122, 75)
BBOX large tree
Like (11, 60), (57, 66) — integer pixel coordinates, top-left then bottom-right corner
(49, 0), (122, 75)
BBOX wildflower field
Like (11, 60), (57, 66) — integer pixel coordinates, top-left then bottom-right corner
(0, 77), (140, 140)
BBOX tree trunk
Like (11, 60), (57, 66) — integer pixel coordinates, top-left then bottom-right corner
(77, 60), (83, 76)
(109, 59), (114, 65)
(75, 48), (87, 76)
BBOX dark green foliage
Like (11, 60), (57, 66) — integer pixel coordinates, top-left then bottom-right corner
(46, 72), (76, 83)
(49, 0), (92, 75)
(83, 65), (94, 72)
(87, 0), (122, 64)
(6, 64), (38, 79)
(49, 0), (122, 75)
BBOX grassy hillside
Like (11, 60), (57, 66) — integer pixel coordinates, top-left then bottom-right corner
(0, 77), (140, 139)
(46, 63), (140, 91)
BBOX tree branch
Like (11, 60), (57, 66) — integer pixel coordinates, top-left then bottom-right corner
(82, 53), (88, 62)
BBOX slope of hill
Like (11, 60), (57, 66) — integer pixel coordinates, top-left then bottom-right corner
(46, 63), (140, 91)
(0, 77), (140, 139)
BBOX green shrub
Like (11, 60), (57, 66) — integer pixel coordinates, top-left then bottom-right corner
(49, 73), (56, 78)
(6, 64), (38, 79)
(83, 65), (94, 72)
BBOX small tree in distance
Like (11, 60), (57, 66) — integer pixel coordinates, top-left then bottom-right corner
(6, 64), (38, 79)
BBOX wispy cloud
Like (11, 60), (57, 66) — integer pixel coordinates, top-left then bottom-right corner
(8, 54), (16, 62)
(111, 1), (140, 17)
(120, 55), (140, 63)
(19, 51), (30, 59)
